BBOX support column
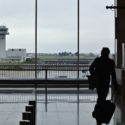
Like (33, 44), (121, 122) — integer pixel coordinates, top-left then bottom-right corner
(116, 42), (122, 68)
(114, 0), (125, 68)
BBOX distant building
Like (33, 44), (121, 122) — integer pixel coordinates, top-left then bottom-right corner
(0, 26), (26, 63)
(7, 49), (26, 62)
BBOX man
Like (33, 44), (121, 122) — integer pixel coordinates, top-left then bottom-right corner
(89, 47), (119, 125)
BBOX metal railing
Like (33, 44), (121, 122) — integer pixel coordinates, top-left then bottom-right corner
(0, 94), (112, 103)
(0, 64), (90, 78)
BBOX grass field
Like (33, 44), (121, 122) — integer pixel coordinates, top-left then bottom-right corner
(0, 62), (20, 65)
(0, 61), (36, 65)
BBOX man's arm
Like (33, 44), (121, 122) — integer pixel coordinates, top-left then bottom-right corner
(89, 58), (97, 75)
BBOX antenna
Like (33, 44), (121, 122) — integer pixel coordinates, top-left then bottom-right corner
(2, 23), (5, 26)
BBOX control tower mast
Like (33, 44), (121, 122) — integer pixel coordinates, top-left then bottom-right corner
(0, 26), (9, 58)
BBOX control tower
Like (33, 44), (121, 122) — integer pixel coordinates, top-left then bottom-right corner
(0, 26), (9, 58)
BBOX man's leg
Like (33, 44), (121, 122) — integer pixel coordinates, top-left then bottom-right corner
(96, 87), (109, 104)
(96, 87), (109, 125)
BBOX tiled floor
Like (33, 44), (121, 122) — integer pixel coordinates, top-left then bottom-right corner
(0, 92), (124, 125)
(36, 102), (115, 125)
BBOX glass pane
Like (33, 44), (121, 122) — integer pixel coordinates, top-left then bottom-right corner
(0, 0), (36, 124)
(0, 0), (35, 78)
(80, 0), (114, 78)
(37, 1), (78, 125)
(37, 0), (77, 79)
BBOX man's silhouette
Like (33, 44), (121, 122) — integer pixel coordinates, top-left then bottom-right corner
(89, 48), (118, 125)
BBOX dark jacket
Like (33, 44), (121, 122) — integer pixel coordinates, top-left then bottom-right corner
(89, 56), (118, 90)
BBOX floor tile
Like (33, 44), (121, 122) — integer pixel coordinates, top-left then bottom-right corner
(0, 91), (124, 125)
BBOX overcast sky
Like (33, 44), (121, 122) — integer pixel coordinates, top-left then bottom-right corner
(0, 0), (114, 53)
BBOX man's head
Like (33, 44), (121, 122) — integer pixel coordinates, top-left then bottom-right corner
(101, 47), (110, 57)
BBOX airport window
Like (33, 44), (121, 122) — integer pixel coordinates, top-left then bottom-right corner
(0, 0), (114, 79)
(0, 29), (6, 31)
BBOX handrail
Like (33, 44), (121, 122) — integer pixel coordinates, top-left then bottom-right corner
(0, 65), (90, 79)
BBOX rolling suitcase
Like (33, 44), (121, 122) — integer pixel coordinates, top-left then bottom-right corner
(92, 91), (119, 124)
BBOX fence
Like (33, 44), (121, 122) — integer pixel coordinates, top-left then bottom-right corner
(0, 93), (112, 103)
(0, 64), (90, 78)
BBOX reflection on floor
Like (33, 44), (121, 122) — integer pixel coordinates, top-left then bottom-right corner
(0, 91), (124, 125)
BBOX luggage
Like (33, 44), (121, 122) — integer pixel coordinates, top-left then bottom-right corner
(92, 100), (115, 124)
(92, 91), (119, 124)
(87, 75), (98, 90)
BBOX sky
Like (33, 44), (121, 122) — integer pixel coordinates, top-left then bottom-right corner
(0, 0), (115, 53)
